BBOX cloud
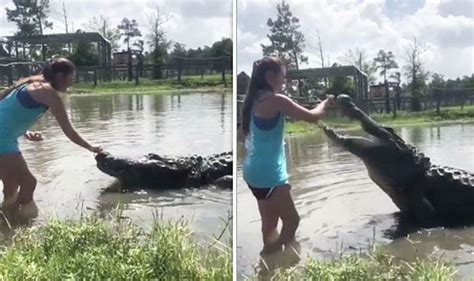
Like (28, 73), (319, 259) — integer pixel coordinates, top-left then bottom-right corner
(438, 0), (474, 18)
(237, 0), (474, 81)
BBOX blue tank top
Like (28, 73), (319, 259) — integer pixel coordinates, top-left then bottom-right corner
(243, 100), (289, 188)
(0, 84), (48, 142)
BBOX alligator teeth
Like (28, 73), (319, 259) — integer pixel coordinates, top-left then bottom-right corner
(437, 168), (445, 176)
(461, 176), (470, 185)
(444, 171), (453, 180)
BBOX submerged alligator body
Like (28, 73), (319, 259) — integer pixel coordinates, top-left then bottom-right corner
(96, 152), (233, 190)
(323, 95), (474, 226)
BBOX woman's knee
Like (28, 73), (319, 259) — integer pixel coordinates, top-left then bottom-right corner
(2, 176), (18, 194)
(261, 217), (278, 234)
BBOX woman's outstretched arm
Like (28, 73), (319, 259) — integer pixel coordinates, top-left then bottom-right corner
(273, 94), (333, 122)
(43, 90), (102, 153)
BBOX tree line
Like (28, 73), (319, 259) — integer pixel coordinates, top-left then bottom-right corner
(261, 1), (473, 111)
(3, 1), (232, 73)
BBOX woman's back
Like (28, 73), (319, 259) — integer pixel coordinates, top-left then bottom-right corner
(0, 84), (48, 141)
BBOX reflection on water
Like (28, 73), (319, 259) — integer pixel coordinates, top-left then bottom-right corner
(4, 91), (232, 238)
(237, 123), (474, 279)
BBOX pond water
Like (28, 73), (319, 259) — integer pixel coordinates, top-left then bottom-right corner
(237, 123), (474, 279)
(7, 91), (232, 239)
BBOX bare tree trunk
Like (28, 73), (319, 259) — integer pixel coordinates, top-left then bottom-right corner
(315, 27), (327, 87)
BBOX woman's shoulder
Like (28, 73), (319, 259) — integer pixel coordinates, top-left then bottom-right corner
(27, 81), (55, 94)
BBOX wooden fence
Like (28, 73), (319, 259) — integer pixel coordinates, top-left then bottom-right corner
(0, 56), (232, 87)
(236, 90), (474, 126)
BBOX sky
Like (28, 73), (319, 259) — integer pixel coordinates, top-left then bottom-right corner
(237, 0), (474, 82)
(0, 0), (232, 51)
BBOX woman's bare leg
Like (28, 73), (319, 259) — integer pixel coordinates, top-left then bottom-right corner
(271, 185), (300, 247)
(257, 198), (279, 246)
(0, 153), (37, 208)
(2, 176), (19, 209)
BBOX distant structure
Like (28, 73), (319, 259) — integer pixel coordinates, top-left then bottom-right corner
(236, 71), (250, 127)
(369, 83), (399, 99)
(112, 50), (140, 66)
(237, 71), (249, 96)
(287, 65), (368, 101)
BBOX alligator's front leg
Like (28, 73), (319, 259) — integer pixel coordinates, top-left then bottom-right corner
(404, 184), (437, 227)
(212, 175), (233, 189)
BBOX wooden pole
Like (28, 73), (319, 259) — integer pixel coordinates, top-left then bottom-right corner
(135, 63), (139, 86)
(177, 58), (182, 84)
(436, 90), (441, 115)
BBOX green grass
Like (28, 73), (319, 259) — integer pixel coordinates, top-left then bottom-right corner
(267, 251), (457, 281)
(0, 215), (232, 280)
(286, 105), (474, 135)
(71, 74), (232, 95)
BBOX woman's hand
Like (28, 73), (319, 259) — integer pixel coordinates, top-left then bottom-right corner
(313, 95), (334, 117)
(325, 94), (336, 106)
(87, 145), (104, 154)
(23, 131), (43, 141)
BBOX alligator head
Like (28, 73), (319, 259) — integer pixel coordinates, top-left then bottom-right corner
(322, 95), (436, 222)
(95, 152), (233, 190)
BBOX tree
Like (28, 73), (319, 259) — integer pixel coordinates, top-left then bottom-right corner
(117, 18), (142, 51)
(67, 30), (99, 67)
(340, 48), (376, 84)
(6, 0), (53, 36)
(169, 42), (187, 63)
(87, 15), (121, 51)
(145, 5), (172, 79)
(373, 50), (399, 83)
(261, 0), (307, 69)
(430, 73), (445, 88)
(211, 38), (232, 82)
(462, 74), (474, 89)
(373, 49), (399, 113)
(403, 37), (429, 111)
(327, 63), (356, 96)
(211, 38), (232, 57)
(117, 18), (142, 81)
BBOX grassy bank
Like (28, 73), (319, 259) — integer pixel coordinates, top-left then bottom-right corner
(71, 74), (232, 95)
(0, 216), (231, 280)
(268, 252), (457, 281)
(286, 105), (474, 135)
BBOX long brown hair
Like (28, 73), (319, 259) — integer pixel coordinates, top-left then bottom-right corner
(241, 57), (284, 136)
(1, 57), (76, 101)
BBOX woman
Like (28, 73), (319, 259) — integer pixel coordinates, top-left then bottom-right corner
(0, 58), (103, 214)
(241, 57), (333, 253)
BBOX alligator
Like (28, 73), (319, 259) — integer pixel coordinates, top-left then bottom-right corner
(321, 94), (474, 227)
(95, 152), (233, 191)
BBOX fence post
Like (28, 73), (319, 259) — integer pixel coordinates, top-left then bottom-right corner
(93, 69), (97, 87)
(222, 68), (227, 87)
(436, 91), (440, 115)
(177, 59), (182, 84)
(7, 65), (13, 86)
(135, 63), (139, 86)
(392, 96), (397, 119)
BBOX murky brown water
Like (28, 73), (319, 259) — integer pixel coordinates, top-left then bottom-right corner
(10, 91), (232, 237)
(237, 123), (474, 279)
